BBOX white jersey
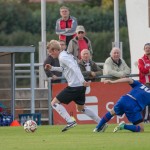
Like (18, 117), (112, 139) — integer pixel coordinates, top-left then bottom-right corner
(51, 51), (85, 87)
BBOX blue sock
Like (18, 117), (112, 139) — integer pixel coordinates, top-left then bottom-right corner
(96, 112), (112, 129)
(124, 124), (141, 132)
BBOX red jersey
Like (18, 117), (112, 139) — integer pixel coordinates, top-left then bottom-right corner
(78, 39), (88, 59)
(55, 16), (77, 45)
(138, 54), (150, 84)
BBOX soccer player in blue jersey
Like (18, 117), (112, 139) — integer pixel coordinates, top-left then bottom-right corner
(45, 40), (101, 132)
(93, 78), (150, 133)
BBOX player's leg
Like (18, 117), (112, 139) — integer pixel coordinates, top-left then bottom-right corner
(51, 97), (76, 132)
(51, 97), (74, 123)
(93, 97), (124, 132)
(75, 86), (101, 123)
(76, 105), (101, 123)
(114, 119), (143, 132)
(51, 87), (77, 132)
(93, 109), (115, 132)
(113, 98), (143, 132)
(123, 122), (143, 132)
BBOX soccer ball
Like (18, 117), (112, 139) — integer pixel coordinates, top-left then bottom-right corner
(23, 120), (37, 133)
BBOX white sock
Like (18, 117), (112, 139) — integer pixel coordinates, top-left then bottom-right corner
(52, 103), (74, 123)
(82, 106), (101, 123)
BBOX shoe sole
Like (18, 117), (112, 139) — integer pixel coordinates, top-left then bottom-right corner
(62, 123), (77, 132)
(113, 122), (125, 133)
(100, 123), (108, 132)
(113, 126), (119, 133)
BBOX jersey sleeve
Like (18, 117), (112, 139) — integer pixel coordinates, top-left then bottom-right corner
(60, 54), (85, 84)
(138, 59), (149, 74)
(51, 66), (63, 72)
(130, 80), (141, 88)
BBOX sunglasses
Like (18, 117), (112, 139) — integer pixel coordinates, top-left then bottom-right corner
(78, 31), (84, 34)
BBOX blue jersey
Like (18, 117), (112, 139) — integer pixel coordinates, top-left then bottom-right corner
(128, 80), (150, 110)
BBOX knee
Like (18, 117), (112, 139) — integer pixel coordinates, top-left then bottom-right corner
(110, 108), (116, 116)
(51, 100), (55, 106)
(137, 122), (144, 132)
(51, 97), (59, 106)
(77, 107), (84, 112)
(77, 108), (83, 112)
(140, 127), (144, 132)
(140, 129), (144, 132)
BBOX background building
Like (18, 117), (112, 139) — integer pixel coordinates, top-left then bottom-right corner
(126, 0), (150, 76)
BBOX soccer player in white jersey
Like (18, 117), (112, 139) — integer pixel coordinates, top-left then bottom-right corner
(45, 40), (101, 132)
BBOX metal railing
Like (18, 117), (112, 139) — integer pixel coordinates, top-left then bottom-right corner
(14, 63), (43, 88)
(13, 62), (104, 88)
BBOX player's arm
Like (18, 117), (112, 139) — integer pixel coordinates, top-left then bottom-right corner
(104, 78), (133, 84)
(55, 20), (66, 35)
(64, 17), (77, 34)
(45, 64), (63, 72)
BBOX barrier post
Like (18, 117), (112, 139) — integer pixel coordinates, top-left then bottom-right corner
(48, 78), (53, 125)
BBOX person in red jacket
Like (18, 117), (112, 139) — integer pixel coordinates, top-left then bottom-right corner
(138, 43), (150, 123)
(55, 6), (77, 46)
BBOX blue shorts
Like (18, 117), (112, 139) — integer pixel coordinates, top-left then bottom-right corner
(114, 95), (143, 124)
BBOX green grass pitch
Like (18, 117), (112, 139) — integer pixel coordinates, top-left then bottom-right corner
(0, 124), (150, 150)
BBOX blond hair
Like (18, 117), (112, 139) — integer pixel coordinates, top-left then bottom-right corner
(60, 6), (69, 11)
(47, 40), (61, 51)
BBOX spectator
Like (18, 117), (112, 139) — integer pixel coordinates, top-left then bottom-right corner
(55, 6), (77, 46)
(138, 43), (150, 123)
(67, 25), (93, 61)
(43, 54), (62, 83)
(102, 47), (130, 81)
(79, 49), (102, 82)
(43, 40), (67, 83)
(59, 40), (67, 51)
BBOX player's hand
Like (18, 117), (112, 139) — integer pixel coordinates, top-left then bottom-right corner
(104, 80), (113, 84)
(83, 81), (90, 87)
(45, 64), (52, 70)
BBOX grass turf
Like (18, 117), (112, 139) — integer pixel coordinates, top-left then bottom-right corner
(0, 124), (150, 150)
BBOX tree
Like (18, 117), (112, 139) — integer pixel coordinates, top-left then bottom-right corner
(84, 0), (102, 7)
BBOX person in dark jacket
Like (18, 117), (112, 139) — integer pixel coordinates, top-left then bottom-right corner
(78, 49), (102, 81)
(43, 40), (67, 83)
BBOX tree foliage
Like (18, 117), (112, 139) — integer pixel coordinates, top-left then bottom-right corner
(84, 0), (102, 7)
(0, 0), (130, 65)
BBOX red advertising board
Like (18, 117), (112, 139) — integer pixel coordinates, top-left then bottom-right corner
(52, 82), (131, 125)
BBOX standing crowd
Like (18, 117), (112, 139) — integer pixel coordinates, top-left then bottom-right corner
(43, 6), (150, 133)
